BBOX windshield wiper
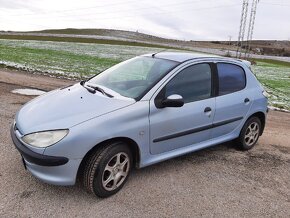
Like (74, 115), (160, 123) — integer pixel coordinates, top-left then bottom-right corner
(80, 81), (96, 94)
(93, 86), (114, 98)
(83, 82), (114, 98)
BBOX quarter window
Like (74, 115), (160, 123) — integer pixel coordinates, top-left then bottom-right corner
(164, 63), (212, 103)
(217, 63), (246, 95)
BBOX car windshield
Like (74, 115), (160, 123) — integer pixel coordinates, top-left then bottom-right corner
(88, 56), (178, 99)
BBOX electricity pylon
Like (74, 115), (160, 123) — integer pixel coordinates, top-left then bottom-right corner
(236, 0), (260, 59)
(236, 0), (249, 58)
(245, 0), (260, 58)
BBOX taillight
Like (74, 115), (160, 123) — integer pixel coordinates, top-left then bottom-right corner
(262, 90), (270, 98)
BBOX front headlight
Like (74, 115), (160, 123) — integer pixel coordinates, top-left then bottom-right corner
(22, 130), (69, 148)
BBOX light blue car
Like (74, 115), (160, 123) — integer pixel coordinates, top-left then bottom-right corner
(11, 52), (268, 197)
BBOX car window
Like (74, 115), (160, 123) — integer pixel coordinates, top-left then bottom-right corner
(88, 57), (178, 99)
(217, 63), (246, 95)
(164, 63), (212, 103)
(108, 58), (155, 82)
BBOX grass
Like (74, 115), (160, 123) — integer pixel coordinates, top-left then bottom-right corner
(251, 59), (290, 110)
(251, 58), (290, 68)
(0, 38), (289, 110)
(0, 41), (119, 78)
(0, 39), (185, 79)
(0, 34), (178, 50)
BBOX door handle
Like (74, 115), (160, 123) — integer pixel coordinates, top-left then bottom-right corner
(244, 98), (250, 103)
(204, 107), (212, 113)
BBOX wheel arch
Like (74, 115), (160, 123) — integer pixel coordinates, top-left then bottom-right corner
(77, 137), (141, 181)
(247, 111), (266, 135)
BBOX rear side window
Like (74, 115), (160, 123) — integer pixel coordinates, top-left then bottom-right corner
(217, 63), (246, 95)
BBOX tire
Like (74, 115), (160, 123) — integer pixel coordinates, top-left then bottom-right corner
(83, 142), (132, 198)
(237, 116), (262, 150)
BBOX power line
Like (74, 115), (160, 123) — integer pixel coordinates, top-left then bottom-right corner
(1, 3), (240, 23)
(1, 0), (208, 17)
(260, 2), (290, 7)
(53, 4), (241, 23)
(28, 0), (207, 19)
(2, 0), (137, 17)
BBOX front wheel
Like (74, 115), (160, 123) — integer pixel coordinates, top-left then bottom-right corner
(83, 142), (132, 198)
(237, 117), (261, 150)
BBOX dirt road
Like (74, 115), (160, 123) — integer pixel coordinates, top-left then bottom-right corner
(0, 69), (289, 217)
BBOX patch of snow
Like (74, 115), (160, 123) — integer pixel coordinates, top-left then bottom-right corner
(268, 106), (290, 113)
(12, 88), (46, 96)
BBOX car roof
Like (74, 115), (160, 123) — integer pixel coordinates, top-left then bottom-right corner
(142, 51), (218, 62)
(142, 52), (251, 68)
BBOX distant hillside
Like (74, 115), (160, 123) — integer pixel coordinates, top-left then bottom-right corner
(29, 28), (172, 42)
(0, 28), (184, 50)
(23, 28), (182, 47)
(214, 40), (290, 57)
(0, 28), (289, 57)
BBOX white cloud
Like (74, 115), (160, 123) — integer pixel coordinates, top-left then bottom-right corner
(0, 0), (289, 40)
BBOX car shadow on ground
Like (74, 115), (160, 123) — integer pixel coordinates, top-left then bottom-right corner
(22, 141), (238, 201)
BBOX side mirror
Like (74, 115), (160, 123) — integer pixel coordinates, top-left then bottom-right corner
(161, 94), (184, 108)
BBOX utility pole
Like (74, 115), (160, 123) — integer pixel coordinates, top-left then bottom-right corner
(245, 0), (260, 58)
(236, 0), (249, 58)
(227, 35), (232, 56)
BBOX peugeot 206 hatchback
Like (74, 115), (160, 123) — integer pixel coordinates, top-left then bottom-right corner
(11, 52), (268, 197)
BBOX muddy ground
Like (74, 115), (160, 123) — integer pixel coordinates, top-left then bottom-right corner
(0, 69), (289, 217)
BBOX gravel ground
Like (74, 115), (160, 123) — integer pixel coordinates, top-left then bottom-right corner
(0, 69), (289, 218)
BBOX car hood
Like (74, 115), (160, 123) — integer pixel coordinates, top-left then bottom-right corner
(16, 83), (135, 135)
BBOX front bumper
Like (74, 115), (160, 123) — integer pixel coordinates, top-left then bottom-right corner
(10, 124), (81, 185)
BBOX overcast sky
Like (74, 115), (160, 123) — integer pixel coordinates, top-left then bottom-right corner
(0, 0), (289, 41)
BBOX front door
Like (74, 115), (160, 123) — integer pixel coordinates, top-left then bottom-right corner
(149, 63), (215, 154)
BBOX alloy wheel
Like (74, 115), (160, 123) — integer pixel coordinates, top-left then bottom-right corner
(102, 152), (130, 191)
(244, 121), (260, 146)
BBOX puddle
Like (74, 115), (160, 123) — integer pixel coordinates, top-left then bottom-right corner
(11, 88), (46, 96)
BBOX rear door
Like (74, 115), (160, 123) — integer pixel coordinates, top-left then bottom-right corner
(149, 63), (215, 154)
(211, 62), (251, 139)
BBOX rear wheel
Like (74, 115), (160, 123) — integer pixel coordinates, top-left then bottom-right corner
(237, 117), (261, 150)
(83, 142), (132, 198)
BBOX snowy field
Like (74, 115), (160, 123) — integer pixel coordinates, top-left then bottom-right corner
(0, 39), (172, 78)
(252, 62), (290, 111)
(0, 39), (289, 110)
